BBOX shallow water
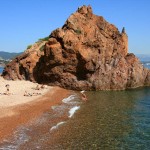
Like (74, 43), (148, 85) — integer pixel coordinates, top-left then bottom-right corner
(42, 88), (150, 150)
(0, 88), (150, 149)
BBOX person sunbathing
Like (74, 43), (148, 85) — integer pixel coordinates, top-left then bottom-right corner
(24, 91), (32, 96)
(4, 91), (11, 95)
(32, 92), (41, 96)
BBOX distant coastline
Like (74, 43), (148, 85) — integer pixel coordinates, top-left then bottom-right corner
(0, 51), (22, 69)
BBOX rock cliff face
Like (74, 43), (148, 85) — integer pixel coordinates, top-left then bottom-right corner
(2, 5), (150, 90)
(2, 41), (46, 80)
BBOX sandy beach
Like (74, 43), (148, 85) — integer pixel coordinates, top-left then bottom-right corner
(0, 76), (70, 141)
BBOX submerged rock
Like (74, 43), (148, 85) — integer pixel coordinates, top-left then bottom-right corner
(2, 5), (150, 90)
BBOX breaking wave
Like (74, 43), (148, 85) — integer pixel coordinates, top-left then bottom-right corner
(68, 106), (80, 118)
(50, 121), (66, 131)
(62, 95), (76, 104)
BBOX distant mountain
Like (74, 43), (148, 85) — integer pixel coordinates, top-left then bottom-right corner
(136, 54), (150, 62)
(0, 51), (22, 60)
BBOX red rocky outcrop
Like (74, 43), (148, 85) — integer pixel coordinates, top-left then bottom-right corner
(2, 41), (46, 80)
(2, 5), (150, 90)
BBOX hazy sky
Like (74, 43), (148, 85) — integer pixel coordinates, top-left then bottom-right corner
(0, 0), (150, 54)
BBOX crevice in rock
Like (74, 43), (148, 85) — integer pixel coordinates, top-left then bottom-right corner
(76, 53), (87, 80)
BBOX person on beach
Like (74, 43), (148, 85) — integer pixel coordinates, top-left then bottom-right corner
(41, 84), (45, 89)
(32, 92), (41, 96)
(24, 91), (41, 96)
(35, 84), (47, 90)
(24, 91), (32, 96)
(35, 84), (40, 90)
(4, 84), (10, 95)
(5, 84), (10, 91)
(81, 91), (87, 101)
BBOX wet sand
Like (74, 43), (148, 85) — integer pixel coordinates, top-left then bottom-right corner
(0, 77), (70, 141)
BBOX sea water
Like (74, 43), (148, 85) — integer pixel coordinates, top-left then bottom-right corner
(143, 62), (150, 69)
(0, 67), (3, 74)
(40, 88), (149, 150)
(0, 88), (150, 150)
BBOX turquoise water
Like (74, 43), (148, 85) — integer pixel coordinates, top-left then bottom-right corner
(0, 88), (150, 149)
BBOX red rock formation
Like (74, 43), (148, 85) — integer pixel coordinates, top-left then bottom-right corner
(2, 41), (46, 81)
(2, 5), (150, 90)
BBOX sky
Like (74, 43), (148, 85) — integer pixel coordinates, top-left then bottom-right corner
(0, 0), (150, 54)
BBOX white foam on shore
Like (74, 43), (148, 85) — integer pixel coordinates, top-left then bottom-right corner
(68, 106), (80, 118)
(62, 95), (76, 104)
(0, 126), (29, 150)
(50, 121), (66, 131)
(51, 106), (58, 110)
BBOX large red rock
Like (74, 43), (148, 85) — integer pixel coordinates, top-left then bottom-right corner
(2, 5), (150, 90)
(2, 41), (46, 81)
